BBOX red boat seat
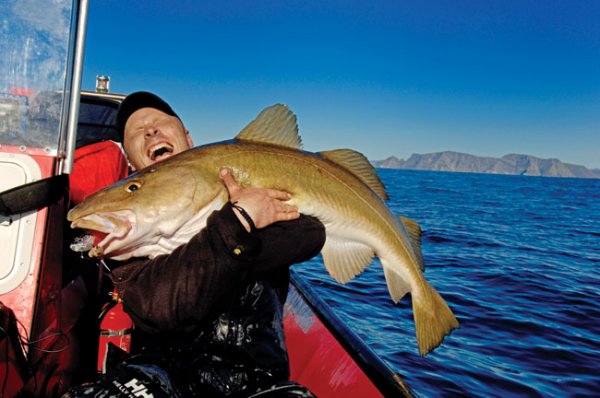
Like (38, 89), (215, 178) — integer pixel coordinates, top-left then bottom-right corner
(69, 140), (129, 205)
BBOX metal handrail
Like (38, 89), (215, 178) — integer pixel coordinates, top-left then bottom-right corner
(61, 0), (89, 175)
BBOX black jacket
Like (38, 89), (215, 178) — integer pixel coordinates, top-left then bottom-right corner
(109, 203), (325, 396)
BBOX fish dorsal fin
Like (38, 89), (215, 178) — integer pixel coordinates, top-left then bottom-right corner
(321, 237), (374, 284)
(318, 149), (389, 200)
(235, 104), (302, 149)
(399, 216), (424, 271)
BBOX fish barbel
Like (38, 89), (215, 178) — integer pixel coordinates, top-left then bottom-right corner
(68, 104), (459, 355)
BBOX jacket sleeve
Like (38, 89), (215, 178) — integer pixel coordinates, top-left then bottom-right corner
(110, 203), (325, 333)
(251, 213), (325, 273)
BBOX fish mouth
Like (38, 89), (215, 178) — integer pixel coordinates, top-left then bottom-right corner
(147, 141), (174, 162)
(70, 210), (135, 258)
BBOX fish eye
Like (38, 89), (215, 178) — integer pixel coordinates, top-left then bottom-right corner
(125, 181), (142, 193)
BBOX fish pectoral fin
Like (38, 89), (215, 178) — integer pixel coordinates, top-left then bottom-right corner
(399, 216), (425, 271)
(318, 149), (389, 201)
(235, 104), (302, 149)
(321, 237), (374, 284)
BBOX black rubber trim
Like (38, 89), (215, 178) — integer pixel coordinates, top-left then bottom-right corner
(0, 174), (68, 216)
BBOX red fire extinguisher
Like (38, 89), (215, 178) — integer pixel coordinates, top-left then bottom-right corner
(97, 290), (133, 373)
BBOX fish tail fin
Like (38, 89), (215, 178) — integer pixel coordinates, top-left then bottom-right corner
(413, 281), (459, 356)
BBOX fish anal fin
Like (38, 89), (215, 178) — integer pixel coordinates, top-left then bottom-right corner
(321, 237), (374, 284)
(399, 216), (425, 271)
(235, 104), (302, 149)
(318, 149), (389, 201)
(380, 261), (411, 303)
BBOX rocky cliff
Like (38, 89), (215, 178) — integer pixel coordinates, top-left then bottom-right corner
(372, 151), (600, 179)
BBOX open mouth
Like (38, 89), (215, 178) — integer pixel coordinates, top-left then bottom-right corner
(70, 212), (133, 258)
(148, 142), (174, 161)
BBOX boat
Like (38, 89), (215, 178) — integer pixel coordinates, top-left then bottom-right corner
(0, 1), (412, 396)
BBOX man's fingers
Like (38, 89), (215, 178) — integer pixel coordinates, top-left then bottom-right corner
(277, 211), (300, 221)
(266, 189), (292, 201)
(285, 204), (298, 213)
(220, 170), (291, 202)
(219, 169), (300, 229)
(276, 203), (297, 213)
(277, 203), (299, 217)
(220, 168), (240, 195)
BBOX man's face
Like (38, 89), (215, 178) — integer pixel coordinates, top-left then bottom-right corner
(123, 107), (193, 170)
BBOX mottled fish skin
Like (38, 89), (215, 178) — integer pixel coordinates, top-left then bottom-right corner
(68, 104), (458, 355)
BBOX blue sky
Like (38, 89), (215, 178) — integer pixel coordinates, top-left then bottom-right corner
(82, 1), (600, 169)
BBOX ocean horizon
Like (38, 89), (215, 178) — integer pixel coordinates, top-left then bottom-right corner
(292, 168), (600, 397)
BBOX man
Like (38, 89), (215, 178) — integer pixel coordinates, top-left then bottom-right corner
(65, 92), (325, 397)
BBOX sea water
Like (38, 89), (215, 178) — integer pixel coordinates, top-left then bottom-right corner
(292, 169), (600, 397)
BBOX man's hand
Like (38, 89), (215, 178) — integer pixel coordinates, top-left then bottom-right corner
(220, 168), (300, 232)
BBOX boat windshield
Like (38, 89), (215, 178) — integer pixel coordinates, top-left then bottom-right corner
(0, 0), (76, 153)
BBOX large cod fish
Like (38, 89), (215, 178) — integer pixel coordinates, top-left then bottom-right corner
(68, 104), (459, 356)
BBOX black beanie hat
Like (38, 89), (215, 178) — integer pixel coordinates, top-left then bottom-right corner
(115, 91), (180, 142)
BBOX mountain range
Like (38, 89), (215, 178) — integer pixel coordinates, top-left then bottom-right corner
(372, 151), (600, 179)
